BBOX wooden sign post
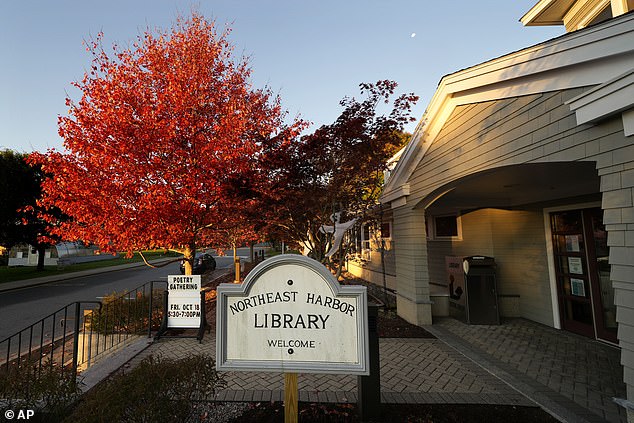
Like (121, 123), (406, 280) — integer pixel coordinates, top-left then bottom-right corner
(285, 372), (298, 423)
(234, 256), (241, 283)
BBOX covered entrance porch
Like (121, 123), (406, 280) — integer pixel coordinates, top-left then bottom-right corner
(421, 161), (617, 344)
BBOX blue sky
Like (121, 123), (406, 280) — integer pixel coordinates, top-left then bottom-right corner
(0, 1), (563, 152)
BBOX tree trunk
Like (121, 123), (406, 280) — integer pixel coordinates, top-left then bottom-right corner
(183, 245), (195, 276)
(334, 241), (348, 280)
(36, 244), (46, 271)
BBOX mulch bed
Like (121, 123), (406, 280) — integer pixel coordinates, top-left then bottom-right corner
(227, 402), (557, 422)
(376, 309), (435, 339)
(202, 267), (557, 422)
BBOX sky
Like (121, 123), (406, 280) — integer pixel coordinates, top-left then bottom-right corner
(0, 1), (564, 153)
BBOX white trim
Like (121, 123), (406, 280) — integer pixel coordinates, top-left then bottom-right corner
(542, 202), (602, 330)
(384, 147), (405, 185)
(379, 182), (409, 208)
(520, 0), (631, 28)
(382, 120), (429, 199)
(612, 0), (632, 16)
(623, 108), (634, 136)
(521, 0), (575, 26)
(564, 0), (610, 32)
(380, 183), (410, 205)
(439, 16), (634, 96)
(567, 68), (634, 124)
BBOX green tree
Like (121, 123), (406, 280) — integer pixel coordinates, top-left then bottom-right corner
(0, 150), (52, 270)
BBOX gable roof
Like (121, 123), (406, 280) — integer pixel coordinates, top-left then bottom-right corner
(521, 0), (633, 31)
(521, 0), (578, 26)
(381, 12), (634, 207)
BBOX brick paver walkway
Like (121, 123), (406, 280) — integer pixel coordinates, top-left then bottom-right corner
(123, 315), (626, 423)
(129, 330), (532, 407)
(428, 318), (626, 423)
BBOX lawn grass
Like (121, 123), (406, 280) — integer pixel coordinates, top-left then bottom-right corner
(265, 249), (301, 257)
(0, 250), (181, 284)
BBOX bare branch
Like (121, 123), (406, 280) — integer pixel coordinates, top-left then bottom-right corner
(138, 251), (183, 268)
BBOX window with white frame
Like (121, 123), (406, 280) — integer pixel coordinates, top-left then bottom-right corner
(362, 224), (371, 259)
(430, 214), (462, 240)
(353, 221), (393, 260)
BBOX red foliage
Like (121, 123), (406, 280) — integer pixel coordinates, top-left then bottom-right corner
(262, 80), (418, 259)
(30, 13), (304, 259)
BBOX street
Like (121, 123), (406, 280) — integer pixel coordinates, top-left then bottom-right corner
(0, 248), (262, 342)
(0, 262), (179, 342)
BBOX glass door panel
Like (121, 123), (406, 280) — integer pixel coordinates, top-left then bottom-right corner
(551, 210), (594, 338)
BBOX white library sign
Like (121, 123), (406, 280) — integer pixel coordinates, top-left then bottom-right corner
(216, 255), (369, 375)
(167, 274), (202, 328)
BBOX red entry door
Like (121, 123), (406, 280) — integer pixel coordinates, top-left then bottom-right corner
(550, 208), (617, 343)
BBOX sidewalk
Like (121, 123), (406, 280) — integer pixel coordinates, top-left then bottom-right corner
(135, 334), (531, 407)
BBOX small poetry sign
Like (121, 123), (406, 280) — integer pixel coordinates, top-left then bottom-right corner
(167, 275), (202, 328)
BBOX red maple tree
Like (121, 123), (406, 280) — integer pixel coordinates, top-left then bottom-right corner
(30, 13), (303, 274)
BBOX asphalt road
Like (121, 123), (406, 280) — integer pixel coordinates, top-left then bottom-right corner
(0, 245), (267, 351)
(0, 252), (250, 342)
(0, 262), (179, 341)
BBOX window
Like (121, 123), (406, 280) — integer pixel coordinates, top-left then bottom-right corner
(380, 222), (391, 239)
(431, 214), (462, 240)
(10, 244), (30, 259)
(363, 224), (370, 241)
(360, 224), (371, 259)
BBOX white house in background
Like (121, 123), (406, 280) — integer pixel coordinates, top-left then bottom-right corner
(8, 242), (117, 266)
(380, 0), (634, 420)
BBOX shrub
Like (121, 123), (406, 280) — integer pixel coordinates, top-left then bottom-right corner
(86, 290), (163, 335)
(66, 353), (226, 422)
(0, 359), (82, 422)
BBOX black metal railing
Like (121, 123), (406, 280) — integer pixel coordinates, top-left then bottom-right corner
(75, 280), (166, 371)
(0, 280), (166, 384)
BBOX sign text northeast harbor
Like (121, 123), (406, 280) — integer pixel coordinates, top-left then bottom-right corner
(216, 255), (369, 375)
